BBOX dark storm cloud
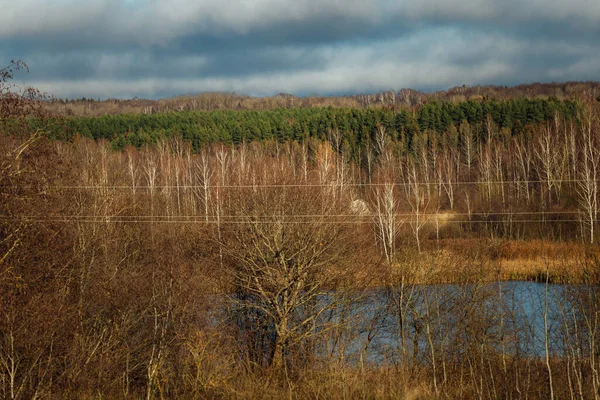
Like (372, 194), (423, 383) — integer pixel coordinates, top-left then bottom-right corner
(1, 0), (599, 99)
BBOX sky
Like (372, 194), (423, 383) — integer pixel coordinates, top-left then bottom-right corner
(1, 0), (599, 100)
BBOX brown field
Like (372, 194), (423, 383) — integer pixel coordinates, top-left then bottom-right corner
(379, 239), (600, 286)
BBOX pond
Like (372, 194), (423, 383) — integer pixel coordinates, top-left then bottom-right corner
(220, 281), (598, 368)
(318, 281), (597, 364)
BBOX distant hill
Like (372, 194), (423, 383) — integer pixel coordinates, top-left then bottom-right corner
(45, 81), (600, 117)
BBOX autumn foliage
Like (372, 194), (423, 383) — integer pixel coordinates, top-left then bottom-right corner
(1, 68), (600, 398)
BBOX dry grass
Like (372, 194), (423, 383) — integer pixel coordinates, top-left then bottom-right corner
(213, 365), (434, 400)
(395, 239), (600, 283)
(499, 258), (580, 282)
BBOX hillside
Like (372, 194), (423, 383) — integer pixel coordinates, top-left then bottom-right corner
(44, 81), (600, 116)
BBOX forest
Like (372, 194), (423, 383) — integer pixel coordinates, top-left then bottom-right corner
(19, 97), (578, 156)
(1, 62), (600, 399)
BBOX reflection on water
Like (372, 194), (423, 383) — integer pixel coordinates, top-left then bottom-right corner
(221, 280), (599, 397)
(317, 282), (595, 364)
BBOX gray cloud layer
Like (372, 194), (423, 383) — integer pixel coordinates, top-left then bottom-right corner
(1, 0), (599, 99)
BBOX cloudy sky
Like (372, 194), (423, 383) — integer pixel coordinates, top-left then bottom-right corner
(1, 0), (599, 99)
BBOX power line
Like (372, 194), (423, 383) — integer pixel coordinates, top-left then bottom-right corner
(0, 211), (585, 219)
(0, 178), (597, 190)
(0, 217), (594, 225)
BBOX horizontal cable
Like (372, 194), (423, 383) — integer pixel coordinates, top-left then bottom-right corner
(0, 218), (594, 225)
(0, 211), (586, 219)
(0, 179), (597, 190)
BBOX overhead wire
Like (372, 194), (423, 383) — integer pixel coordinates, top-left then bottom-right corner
(0, 178), (597, 190)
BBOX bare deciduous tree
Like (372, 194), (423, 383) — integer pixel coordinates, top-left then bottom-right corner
(219, 177), (353, 373)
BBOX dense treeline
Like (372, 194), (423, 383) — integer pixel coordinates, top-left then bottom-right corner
(31, 98), (578, 159)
